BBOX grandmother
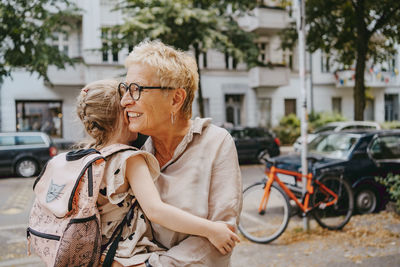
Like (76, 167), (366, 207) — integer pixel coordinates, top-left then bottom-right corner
(119, 40), (242, 267)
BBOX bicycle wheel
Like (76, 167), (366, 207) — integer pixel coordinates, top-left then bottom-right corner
(312, 176), (353, 230)
(239, 182), (290, 243)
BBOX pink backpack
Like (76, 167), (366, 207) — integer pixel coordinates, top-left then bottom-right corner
(27, 144), (136, 267)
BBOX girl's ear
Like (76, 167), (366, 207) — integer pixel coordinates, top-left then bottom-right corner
(171, 88), (187, 113)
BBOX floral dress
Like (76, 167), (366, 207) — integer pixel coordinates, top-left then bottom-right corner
(98, 148), (165, 266)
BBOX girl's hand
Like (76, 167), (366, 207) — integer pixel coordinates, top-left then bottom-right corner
(207, 222), (240, 255)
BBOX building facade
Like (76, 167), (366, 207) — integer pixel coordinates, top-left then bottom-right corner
(1, 0), (399, 143)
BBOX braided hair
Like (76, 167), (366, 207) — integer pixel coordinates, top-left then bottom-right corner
(76, 80), (121, 149)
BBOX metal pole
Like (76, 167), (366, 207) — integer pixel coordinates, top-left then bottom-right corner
(310, 52), (314, 113)
(0, 82), (2, 132)
(295, 0), (309, 231)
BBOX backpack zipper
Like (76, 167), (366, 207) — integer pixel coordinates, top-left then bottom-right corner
(27, 227), (61, 256)
(27, 227), (60, 240)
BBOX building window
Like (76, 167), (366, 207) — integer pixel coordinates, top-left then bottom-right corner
(225, 95), (244, 126)
(203, 52), (208, 68)
(258, 42), (269, 64)
(51, 32), (69, 55)
(321, 53), (331, 73)
(224, 52), (237, 70)
(16, 101), (63, 138)
(332, 97), (342, 114)
(101, 28), (119, 63)
(385, 94), (399, 121)
(284, 99), (296, 116)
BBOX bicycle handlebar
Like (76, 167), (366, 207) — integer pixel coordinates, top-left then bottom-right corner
(259, 152), (324, 169)
(258, 151), (275, 165)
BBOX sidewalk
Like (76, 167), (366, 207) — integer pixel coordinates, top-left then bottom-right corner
(232, 210), (400, 267)
(0, 211), (398, 266)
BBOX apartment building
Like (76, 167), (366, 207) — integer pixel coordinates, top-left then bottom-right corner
(0, 0), (399, 143)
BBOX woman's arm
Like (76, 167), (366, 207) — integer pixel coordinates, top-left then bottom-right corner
(125, 155), (240, 255)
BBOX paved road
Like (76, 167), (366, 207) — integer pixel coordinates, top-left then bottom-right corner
(0, 165), (266, 267)
(1, 158), (399, 267)
(0, 177), (44, 266)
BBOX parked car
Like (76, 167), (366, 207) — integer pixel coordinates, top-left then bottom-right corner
(0, 132), (57, 177)
(293, 121), (381, 152)
(226, 127), (280, 163)
(269, 129), (400, 214)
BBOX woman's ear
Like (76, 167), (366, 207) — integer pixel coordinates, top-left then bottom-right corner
(171, 88), (187, 112)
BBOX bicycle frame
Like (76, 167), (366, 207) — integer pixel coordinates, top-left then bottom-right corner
(259, 166), (339, 214)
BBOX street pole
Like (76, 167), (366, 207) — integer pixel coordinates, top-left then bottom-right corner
(295, 0), (309, 231)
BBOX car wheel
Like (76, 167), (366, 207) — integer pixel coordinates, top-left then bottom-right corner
(16, 159), (38, 178)
(355, 187), (378, 214)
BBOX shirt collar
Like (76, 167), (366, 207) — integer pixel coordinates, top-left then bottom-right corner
(142, 117), (212, 169)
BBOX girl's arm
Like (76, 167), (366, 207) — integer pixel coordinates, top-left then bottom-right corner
(125, 155), (240, 255)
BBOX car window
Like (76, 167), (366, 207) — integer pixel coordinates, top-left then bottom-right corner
(245, 128), (262, 138)
(16, 135), (45, 145)
(308, 133), (360, 159)
(357, 125), (377, 129)
(369, 136), (400, 160)
(342, 126), (358, 130)
(314, 125), (336, 134)
(230, 130), (243, 139)
(0, 136), (16, 146)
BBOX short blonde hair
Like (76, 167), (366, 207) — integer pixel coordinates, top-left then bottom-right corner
(76, 79), (121, 148)
(125, 40), (199, 119)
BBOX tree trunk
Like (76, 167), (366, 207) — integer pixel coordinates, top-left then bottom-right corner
(353, 0), (368, 121)
(194, 44), (205, 117)
(354, 47), (367, 121)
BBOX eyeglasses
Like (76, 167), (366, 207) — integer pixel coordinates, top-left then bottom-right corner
(118, 82), (174, 101)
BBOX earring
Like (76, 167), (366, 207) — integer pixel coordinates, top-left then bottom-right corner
(171, 112), (175, 125)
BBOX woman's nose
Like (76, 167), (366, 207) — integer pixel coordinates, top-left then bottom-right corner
(120, 91), (134, 107)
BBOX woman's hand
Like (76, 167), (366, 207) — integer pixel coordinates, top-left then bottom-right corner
(206, 222), (240, 255)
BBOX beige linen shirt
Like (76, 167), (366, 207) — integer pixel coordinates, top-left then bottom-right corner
(142, 117), (242, 267)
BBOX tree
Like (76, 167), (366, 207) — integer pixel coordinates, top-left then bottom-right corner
(281, 0), (400, 120)
(0, 0), (80, 83)
(112, 0), (259, 117)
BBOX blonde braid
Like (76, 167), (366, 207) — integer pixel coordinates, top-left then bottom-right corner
(76, 80), (121, 149)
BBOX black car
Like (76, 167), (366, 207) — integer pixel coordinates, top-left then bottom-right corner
(0, 132), (57, 177)
(227, 127), (280, 163)
(269, 130), (400, 214)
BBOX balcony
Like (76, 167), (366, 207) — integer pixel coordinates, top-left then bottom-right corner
(237, 7), (290, 34)
(47, 64), (86, 86)
(249, 66), (290, 88)
(335, 69), (399, 88)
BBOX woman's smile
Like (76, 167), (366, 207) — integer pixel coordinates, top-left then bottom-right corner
(127, 111), (143, 119)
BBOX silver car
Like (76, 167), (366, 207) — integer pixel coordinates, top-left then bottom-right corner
(293, 121), (381, 152)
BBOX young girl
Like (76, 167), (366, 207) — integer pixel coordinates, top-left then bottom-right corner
(76, 80), (239, 266)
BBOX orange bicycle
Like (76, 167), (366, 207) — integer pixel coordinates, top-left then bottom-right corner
(239, 155), (353, 243)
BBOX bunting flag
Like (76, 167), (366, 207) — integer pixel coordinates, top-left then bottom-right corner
(335, 68), (399, 85)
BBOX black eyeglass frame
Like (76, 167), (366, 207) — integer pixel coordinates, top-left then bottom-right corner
(118, 82), (174, 101)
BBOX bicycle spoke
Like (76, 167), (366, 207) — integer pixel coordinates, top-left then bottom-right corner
(239, 182), (290, 243)
(312, 176), (353, 230)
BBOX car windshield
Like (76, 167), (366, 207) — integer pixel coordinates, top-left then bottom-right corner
(308, 133), (360, 160)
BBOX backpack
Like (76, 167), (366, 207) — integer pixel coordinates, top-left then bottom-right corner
(27, 144), (137, 267)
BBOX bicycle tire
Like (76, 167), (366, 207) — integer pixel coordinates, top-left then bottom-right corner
(239, 182), (290, 243)
(312, 176), (353, 230)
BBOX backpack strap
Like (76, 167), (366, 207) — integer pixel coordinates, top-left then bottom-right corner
(66, 148), (100, 161)
(100, 144), (138, 159)
(102, 199), (138, 267)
